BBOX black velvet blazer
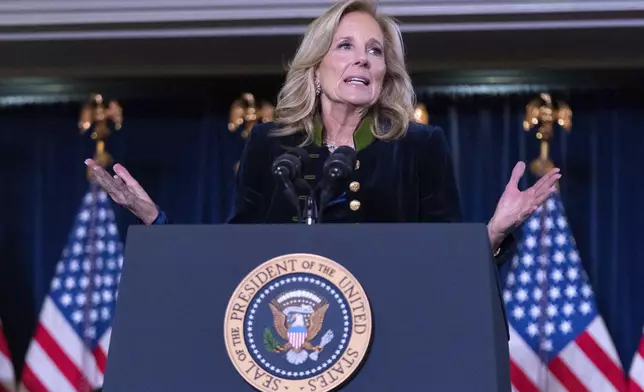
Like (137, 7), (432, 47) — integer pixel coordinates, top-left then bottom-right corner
(152, 116), (515, 264)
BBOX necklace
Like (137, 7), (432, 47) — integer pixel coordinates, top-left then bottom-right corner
(323, 137), (352, 152)
(324, 141), (338, 152)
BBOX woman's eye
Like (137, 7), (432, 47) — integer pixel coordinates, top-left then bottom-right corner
(336, 42), (383, 56)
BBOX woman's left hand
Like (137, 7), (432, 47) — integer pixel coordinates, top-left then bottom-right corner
(488, 161), (562, 241)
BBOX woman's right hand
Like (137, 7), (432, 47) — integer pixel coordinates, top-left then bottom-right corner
(85, 159), (160, 225)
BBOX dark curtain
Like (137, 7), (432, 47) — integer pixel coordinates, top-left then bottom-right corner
(1, 88), (642, 378)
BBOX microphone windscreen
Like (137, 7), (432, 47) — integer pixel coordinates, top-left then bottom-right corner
(333, 146), (357, 164)
(272, 153), (302, 180)
(281, 146), (311, 165)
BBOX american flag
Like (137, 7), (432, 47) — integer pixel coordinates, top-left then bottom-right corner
(20, 183), (122, 392)
(0, 318), (15, 392)
(504, 192), (628, 391)
(628, 328), (644, 391)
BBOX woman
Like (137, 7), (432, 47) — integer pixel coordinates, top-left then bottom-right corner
(85, 0), (560, 262)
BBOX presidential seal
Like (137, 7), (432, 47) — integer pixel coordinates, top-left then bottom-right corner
(224, 253), (372, 392)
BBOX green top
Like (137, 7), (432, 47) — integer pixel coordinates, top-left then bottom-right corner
(313, 116), (375, 152)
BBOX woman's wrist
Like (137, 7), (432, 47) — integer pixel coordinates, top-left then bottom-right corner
(131, 200), (159, 225)
(487, 218), (506, 253)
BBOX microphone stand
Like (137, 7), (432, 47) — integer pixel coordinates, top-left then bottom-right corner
(273, 146), (355, 225)
(272, 150), (312, 224)
(272, 146), (314, 224)
(275, 170), (302, 222)
(304, 194), (318, 225)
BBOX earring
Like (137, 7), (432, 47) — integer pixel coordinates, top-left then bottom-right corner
(315, 81), (321, 96)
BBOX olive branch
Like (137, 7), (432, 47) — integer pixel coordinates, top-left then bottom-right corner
(263, 328), (280, 352)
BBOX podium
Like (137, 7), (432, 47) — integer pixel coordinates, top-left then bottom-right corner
(102, 223), (510, 391)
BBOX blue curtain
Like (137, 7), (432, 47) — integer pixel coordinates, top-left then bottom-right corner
(1, 88), (642, 377)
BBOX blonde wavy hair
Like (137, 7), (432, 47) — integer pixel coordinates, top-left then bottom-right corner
(273, 0), (416, 145)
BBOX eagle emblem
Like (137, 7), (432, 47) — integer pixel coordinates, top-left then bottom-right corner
(265, 289), (335, 365)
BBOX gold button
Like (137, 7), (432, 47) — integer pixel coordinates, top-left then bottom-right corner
(355, 160), (360, 170)
(349, 200), (361, 211)
(349, 181), (360, 192)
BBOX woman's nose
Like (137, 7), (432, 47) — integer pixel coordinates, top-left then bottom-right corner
(353, 56), (370, 68)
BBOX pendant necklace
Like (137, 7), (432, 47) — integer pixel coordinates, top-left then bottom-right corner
(323, 130), (352, 152)
(325, 142), (338, 152)
(324, 136), (347, 152)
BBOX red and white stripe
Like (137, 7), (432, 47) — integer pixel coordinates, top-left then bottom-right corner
(19, 298), (111, 392)
(510, 315), (628, 391)
(628, 328), (644, 392)
(0, 319), (15, 392)
(288, 332), (307, 350)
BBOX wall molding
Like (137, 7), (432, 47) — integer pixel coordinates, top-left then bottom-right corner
(2, 0), (644, 40)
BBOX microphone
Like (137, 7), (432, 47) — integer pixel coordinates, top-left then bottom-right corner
(272, 152), (303, 180)
(272, 152), (304, 222)
(272, 147), (312, 223)
(323, 146), (357, 180)
(318, 146), (357, 222)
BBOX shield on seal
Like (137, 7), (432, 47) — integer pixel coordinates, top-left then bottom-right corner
(288, 325), (307, 350)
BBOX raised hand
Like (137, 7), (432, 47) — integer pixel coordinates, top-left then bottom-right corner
(489, 161), (561, 238)
(85, 159), (159, 225)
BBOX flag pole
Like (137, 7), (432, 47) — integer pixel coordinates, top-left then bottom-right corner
(228, 92), (274, 139)
(523, 92), (572, 179)
(228, 93), (274, 176)
(79, 93), (123, 180)
(505, 96), (624, 391)
(78, 93), (123, 392)
(21, 91), (130, 391)
(523, 93), (572, 390)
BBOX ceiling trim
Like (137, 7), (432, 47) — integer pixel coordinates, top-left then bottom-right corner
(3, 18), (644, 41)
(2, 0), (644, 41)
(4, 1), (644, 24)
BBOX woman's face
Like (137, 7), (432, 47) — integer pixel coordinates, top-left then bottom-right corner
(316, 11), (386, 108)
